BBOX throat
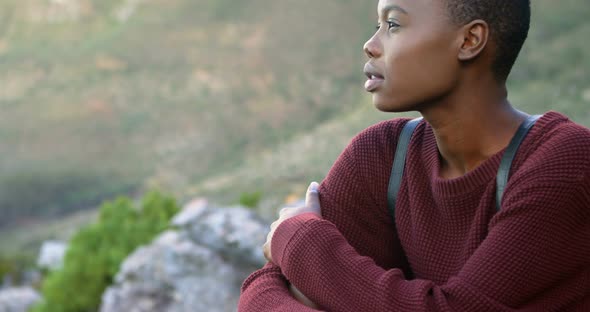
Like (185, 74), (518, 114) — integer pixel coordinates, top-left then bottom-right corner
(437, 153), (491, 179)
(426, 106), (528, 180)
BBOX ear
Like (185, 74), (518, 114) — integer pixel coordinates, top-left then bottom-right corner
(457, 20), (489, 61)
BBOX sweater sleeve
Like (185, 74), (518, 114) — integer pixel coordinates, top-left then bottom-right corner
(239, 121), (409, 311)
(238, 262), (325, 311)
(271, 168), (590, 311)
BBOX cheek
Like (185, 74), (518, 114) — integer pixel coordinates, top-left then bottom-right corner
(382, 34), (458, 106)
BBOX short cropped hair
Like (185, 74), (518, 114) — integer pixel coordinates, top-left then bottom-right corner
(445, 0), (531, 81)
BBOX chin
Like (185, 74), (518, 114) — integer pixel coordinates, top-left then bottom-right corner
(371, 93), (415, 113)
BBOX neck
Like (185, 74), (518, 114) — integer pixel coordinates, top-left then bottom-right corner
(419, 74), (527, 179)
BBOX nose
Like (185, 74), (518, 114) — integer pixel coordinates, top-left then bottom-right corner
(363, 35), (382, 59)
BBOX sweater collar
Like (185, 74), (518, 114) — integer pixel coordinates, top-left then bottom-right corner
(419, 111), (563, 198)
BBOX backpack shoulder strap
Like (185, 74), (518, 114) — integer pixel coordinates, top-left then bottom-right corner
(495, 114), (542, 211)
(387, 117), (422, 224)
(387, 115), (541, 220)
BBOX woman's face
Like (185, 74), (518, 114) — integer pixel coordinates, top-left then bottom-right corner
(363, 0), (461, 112)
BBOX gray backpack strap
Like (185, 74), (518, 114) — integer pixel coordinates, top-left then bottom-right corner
(387, 118), (423, 224)
(495, 114), (542, 211)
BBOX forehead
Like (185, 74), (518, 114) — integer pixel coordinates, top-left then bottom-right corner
(377, 0), (445, 17)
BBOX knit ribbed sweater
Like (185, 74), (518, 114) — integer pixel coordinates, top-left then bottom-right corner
(238, 111), (590, 311)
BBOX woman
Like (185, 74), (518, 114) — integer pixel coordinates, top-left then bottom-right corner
(239, 0), (590, 311)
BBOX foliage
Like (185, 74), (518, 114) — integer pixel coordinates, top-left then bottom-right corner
(31, 191), (179, 312)
(0, 0), (369, 227)
(238, 191), (263, 209)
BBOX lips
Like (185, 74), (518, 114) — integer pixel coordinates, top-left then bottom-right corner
(363, 63), (385, 92)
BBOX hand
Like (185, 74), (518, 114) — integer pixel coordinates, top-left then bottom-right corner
(289, 283), (321, 309)
(263, 181), (322, 263)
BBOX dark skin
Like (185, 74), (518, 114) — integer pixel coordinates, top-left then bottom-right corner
(285, 0), (528, 307)
(365, 0), (528, 178)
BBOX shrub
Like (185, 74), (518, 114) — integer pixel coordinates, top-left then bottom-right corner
(31, 191), (179, 312)
(239, 191), (263, 209)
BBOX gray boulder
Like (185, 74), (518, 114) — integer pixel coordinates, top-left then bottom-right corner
(37, 240), (67, 271)
(171, 198), (268, 267)
(0, 287), (41, 312)
(100, 199), (269, 312)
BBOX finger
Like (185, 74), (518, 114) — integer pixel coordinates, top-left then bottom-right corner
(263, 242), (271, 261)
(305, 181), (320, 211)
(279, 207), (289, 216)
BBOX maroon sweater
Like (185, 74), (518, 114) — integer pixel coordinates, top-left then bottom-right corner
(239, 111), (590, 311)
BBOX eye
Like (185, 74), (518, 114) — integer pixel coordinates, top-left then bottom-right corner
(375, 21), (400, 31)
(387, 21), (400, 30)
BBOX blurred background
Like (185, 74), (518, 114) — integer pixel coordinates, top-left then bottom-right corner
(0, 0), (588, 310)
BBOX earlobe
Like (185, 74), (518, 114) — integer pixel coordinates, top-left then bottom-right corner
(457, 20), (489, 61)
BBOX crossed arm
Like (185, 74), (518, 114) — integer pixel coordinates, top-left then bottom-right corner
(241, 178), (589, 311)
(239, 261), (322, 310)
(238, 138), (405, 312)
(239, 127), (590, 311)
(238, 137), (415, 311)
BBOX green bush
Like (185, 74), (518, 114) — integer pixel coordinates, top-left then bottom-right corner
(31, 191), (179, 312)
(239, 191), (263, 209)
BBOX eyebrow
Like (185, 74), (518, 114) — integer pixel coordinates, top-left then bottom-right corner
(380, 4), (408, 17)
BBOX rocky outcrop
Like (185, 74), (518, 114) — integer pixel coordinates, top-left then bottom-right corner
(37, 240), (67, 271)
(0, 287), (41, 312)
(100, 198), (269, 312)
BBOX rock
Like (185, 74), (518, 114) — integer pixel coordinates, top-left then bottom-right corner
(174, 204), (268, 268)
(171, 198), (209, 227)
(100, 201), (270, 312)
(0, 287), (41, 312)
(101, 231), (243, 312)
(114, 0), (144, 22)
(37, 240), (67, 271)
(20, 270), (42, 289)
(1, 276), (12, 289)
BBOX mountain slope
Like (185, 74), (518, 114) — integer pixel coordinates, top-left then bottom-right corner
(0, 0), (588, 227)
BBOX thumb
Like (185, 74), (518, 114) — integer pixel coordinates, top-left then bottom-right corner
(305, 181), (321, 212)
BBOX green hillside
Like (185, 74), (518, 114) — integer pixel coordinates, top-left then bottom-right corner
(0, 0), (373, 226)
(190, 0), (590, 212)
(0, 0), (589, 254)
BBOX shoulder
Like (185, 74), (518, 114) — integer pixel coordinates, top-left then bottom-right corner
(500, 112), (590, 217)
(326, 117), (417, 194)
(345, 117), (416, 158)
(512, 111), (590, 185)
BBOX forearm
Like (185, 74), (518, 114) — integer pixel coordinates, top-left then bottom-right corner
(238, 262), (323, 312)
(272, 201), (589, 311)
(272, 214), (419, 311)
